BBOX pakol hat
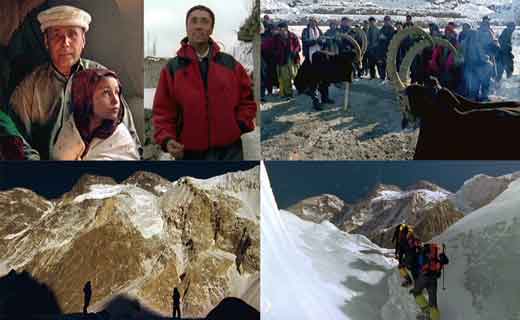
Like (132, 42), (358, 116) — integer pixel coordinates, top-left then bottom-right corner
(37, 5), (91, 33)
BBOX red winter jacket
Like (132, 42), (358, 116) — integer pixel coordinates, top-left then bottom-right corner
(261, 32), (301, 66)
(152, 38), (257, 152)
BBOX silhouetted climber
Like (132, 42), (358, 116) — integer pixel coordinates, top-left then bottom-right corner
(172, 287), (181, 319)
(83, 281), (92, 314)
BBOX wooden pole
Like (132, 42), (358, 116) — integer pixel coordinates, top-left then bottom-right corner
(343, 72), (353, 112)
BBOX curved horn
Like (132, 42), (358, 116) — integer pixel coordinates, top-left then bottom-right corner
(386, 27), (433, 92)
(338, 33), (362, 65)
(353, 27), (368, 55)
(398, 39), (432, 86)
(399, 37), (458, 86)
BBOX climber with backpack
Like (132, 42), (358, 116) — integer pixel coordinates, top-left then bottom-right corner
(392, 224), (418, 287)
(392, 224), (411, 265)
(400, 233), (423, 287)
(411, 243), (449, 320)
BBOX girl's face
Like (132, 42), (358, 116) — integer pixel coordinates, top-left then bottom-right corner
(92, 76), (120, 122)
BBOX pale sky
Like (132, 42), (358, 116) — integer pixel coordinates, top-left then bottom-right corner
(144, 0), (252, 57)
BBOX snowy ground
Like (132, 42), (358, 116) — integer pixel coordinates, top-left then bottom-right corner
(261, 79), (418, 160)
(262, 163), (520, 320)
(143, 88), (260, 160)
(262, 0), (515, 25)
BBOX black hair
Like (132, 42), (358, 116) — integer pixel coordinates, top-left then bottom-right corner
(186, 5), (215, 29)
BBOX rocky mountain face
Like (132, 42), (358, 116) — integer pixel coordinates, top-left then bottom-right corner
(365, 200), (463, 248)
(288, 181), (464, 248)
(0, 167), (260, 318)
(287, 194), (349, 224)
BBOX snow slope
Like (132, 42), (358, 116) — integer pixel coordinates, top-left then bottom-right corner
(261, 163), (396, 320)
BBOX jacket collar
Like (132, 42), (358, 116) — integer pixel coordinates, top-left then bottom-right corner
(178, 37), (221, 61)
(50, 58), (87, 83)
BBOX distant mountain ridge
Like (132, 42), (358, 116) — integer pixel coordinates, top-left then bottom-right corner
(287, 173), (520, 247)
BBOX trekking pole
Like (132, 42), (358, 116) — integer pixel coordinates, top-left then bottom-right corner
(442, 243), (446, 290)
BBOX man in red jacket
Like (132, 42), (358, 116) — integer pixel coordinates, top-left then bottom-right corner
(152, 5), (257, 160)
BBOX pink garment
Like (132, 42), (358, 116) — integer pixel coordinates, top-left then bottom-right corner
(428, 45), (455, 75)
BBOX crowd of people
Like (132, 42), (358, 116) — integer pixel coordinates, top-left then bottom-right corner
(398, 16), (516, 102)
(261, 13), (516, 109)
(392, 224), (450, 320)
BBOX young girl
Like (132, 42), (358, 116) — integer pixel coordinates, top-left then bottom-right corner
(52, 69), (139, 160)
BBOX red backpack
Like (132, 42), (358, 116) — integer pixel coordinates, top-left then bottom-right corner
(422, 244), (443, 273)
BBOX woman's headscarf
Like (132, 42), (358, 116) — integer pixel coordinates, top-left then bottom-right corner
(71, 69), (124, 146)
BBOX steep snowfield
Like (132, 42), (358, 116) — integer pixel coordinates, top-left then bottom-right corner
(261, 163), (396, 320)
(262, 162), (520, 320)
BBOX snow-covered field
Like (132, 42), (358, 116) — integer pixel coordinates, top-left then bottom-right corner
(262, 0), (516, 25)
(262, 162), (520, 319)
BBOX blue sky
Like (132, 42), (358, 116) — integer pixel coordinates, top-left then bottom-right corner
(266, 161), (520, 208)
(0, 162), (258, 199)
(144, 0), (251, 57)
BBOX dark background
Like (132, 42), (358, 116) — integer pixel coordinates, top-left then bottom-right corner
(0, 161), (259, 199)
(265, 161), (520, 208)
